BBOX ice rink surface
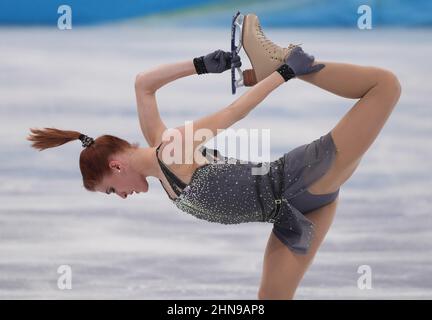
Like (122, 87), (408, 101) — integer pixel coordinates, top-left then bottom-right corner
(0, 25), (431, 299)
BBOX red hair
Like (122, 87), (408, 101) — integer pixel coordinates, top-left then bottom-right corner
(27, 127), (139, 191)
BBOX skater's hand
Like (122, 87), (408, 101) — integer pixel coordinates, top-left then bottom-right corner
(284, 47), (325, 76)
(193, 50), (241, 74)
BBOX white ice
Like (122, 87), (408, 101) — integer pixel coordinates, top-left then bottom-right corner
(0, 25), (431, 299)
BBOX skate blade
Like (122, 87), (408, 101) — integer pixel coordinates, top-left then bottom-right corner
(231, 11), (245, 94)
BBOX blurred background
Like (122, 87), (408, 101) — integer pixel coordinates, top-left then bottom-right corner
(0, 0), (431, 299)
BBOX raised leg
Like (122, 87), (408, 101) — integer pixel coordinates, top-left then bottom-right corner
(258, 196), (339, 299)
(297, 62), (402, 194)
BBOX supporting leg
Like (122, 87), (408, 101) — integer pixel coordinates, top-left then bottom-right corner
(258, 197), (339, 299)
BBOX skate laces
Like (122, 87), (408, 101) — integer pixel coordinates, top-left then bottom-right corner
(255, 23), (300, 61)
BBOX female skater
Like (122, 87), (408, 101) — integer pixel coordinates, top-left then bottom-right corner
(27, 29), (401, 299)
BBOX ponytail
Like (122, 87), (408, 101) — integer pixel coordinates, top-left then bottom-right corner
(27, 127), (81, 151)
(27, 127), (139, 191)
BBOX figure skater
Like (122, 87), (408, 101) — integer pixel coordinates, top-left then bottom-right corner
(27, 14), (401, 299)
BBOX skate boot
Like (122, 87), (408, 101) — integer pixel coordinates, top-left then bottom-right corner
(231, 11), (299, 94)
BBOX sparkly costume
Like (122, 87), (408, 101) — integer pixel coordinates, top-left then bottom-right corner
(156, 131), (340, 255)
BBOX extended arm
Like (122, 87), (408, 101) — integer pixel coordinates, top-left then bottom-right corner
(134, 61), (196, 147)
(136, 60), (197, 94)
(178, 47), (324, 147)
(223, 71), (284, 120)
(169, 71), (285, 167)
(134, 46), (321, 157)
(134, 51), (240, 147)
(134, 59), (281, 157)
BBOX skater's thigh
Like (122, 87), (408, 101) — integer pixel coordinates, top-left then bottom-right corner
(258, 197), (339, 299)
(311, 80), (399, 194)
(306, 130), (363, 196)
(307, 146), (362, 196)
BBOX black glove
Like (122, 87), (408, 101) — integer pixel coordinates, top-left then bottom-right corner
(277, 46), (325, 82)
(193, 49), (242, 74)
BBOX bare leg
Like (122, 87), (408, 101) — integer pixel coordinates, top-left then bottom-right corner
(258, 197), (339, 299)
(258, 62), (401, 300)
(298, 62), (384, 99)
(298, 62), (401, 193)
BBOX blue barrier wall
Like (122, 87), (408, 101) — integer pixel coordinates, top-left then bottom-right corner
(1, 0), (431, 27)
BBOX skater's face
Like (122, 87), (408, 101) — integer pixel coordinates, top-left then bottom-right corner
(95, 156), (149, 199)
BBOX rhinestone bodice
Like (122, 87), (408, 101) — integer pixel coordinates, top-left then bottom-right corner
(156, 142), (285, 225)
(156, 132), (339, 255)
(172, 155), (285, 225)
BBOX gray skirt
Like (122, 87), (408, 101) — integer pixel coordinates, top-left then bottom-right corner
(271, 131), (339, 255)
